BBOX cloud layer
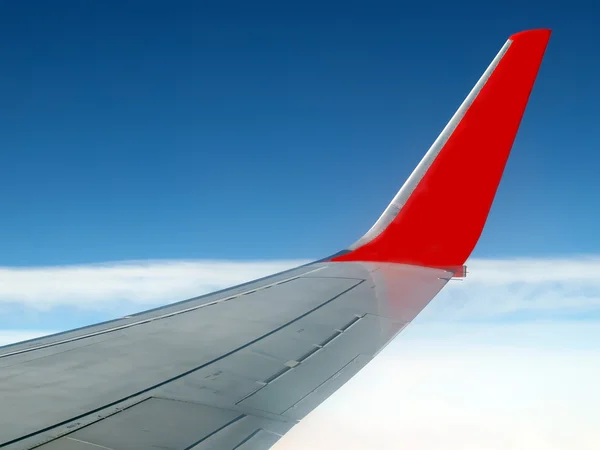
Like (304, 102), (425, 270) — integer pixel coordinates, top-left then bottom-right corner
(0, 256), (599, 318)
(0, 330), (50, 347)
(424, 256), (600, 320)
(0, 259), (309, 310)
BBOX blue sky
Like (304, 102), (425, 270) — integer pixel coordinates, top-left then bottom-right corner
(1, 3), (600, 448)
(1, 0), (598, 266)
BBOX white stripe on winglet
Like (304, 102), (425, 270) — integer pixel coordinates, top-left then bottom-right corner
(349, 38), (513, 250)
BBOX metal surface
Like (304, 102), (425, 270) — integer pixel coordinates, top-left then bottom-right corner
(0, 262), (449, 449)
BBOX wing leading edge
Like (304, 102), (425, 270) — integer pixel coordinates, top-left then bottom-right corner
(0, 30), (550, 450)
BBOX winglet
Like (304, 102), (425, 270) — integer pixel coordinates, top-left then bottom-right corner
(332, 29), (551, 272)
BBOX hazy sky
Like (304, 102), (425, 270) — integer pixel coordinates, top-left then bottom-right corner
(1, 1), (599, 449)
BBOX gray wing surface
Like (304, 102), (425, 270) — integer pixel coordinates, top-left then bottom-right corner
(0, 262), (448, 449)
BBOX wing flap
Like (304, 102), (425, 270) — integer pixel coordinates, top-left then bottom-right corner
(37, 401), (290, 450)
(237, 314), (401, 416)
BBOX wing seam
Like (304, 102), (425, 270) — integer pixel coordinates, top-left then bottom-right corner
(1, 280), (364, 447)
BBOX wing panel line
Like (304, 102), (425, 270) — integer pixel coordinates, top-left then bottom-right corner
(1, 279), (364, 447)
(0, 267), (328, 360)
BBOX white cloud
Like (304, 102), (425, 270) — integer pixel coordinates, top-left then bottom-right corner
(422, 256), (600, 320)
(0, 330), (52, 347)
(0, 256), (599, 319)
(0, 259), (310, 310)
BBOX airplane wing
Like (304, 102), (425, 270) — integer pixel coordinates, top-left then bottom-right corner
(0, 29), (550, 450)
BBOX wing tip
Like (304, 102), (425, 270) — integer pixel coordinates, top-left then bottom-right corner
(332, 29), (551, 268)
(509, 28), (552, 42)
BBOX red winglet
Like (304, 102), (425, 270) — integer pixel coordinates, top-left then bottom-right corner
(333, 29), (551, 270)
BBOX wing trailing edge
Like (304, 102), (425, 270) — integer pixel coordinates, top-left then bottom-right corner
(332, 29), (551, 274)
